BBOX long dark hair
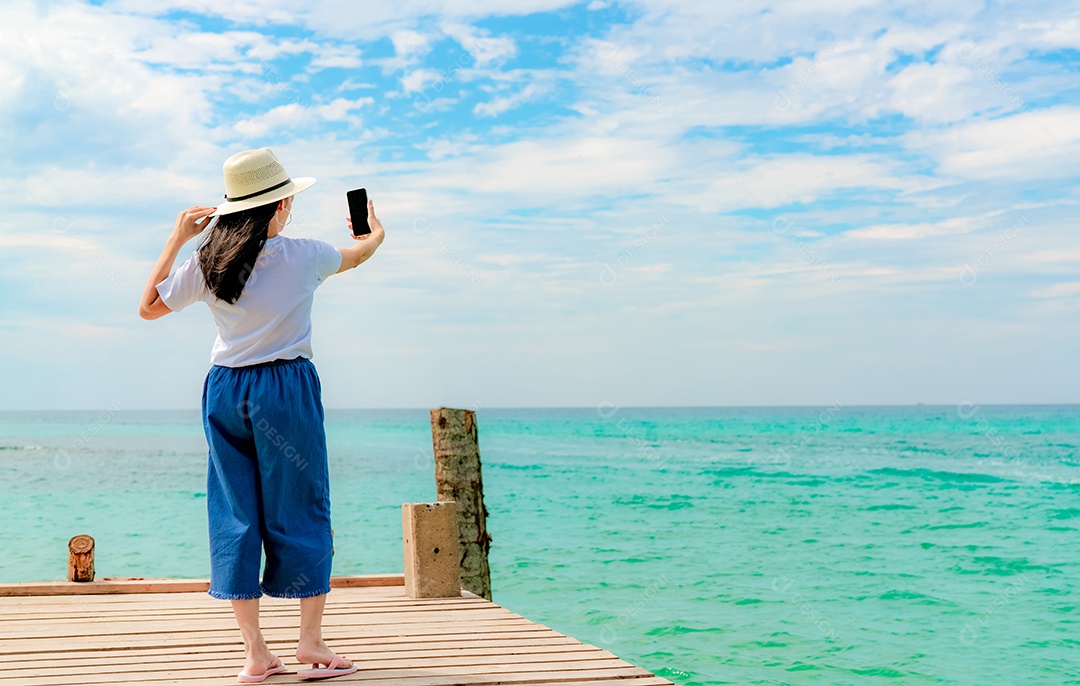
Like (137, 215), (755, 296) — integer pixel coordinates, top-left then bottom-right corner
(198, 201), (279, 303)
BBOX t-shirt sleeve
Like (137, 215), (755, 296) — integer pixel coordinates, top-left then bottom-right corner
(156, 251), (207, 312)
(314, 239), (343, 284)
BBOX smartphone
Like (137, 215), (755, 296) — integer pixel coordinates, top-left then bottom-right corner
(347, 187), (370, 236)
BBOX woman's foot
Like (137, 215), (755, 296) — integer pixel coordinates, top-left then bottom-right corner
(238, 651), (286, 683)
(295, 640), (354, 671)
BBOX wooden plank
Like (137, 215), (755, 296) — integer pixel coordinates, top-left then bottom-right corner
(0, 595), (490, 617)
(0, 596), (488, 619)
(501, 682), (669, 686)
(1, 647), (624, 678)
(0, 604), (490, 624)
(0, 634), (585, 665)
(0, 604), (507, 625)
(0, 605), (494, 626)
(48, 679), (672, 686)
(0, 677), (673, 686)
(0, 588), (413, 610)
(10, 661), (650, 686)
(0, 641), (604, 669)
(0, 608), (522, 638)
(84, 678), (672, 686)
(0, 624), (560, 654)
(513, 680), (673, 686)
(54, 667), (658, 686)
(0, 588), (436, 613)
(0, 574), (405, 597)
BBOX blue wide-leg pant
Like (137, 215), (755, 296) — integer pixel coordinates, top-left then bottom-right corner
(201, 356), (334, 600)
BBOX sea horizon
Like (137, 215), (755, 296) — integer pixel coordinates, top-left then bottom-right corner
(2, 401), (1078, 413)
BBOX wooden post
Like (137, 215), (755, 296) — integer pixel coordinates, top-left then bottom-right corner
(68, 535), (95, 582)
(430, 407), (492, 600)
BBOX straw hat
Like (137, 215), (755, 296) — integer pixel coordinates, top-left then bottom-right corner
(212, 148), (316, 216)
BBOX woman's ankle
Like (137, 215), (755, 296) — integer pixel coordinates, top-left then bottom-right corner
(242, 636), (271, 655)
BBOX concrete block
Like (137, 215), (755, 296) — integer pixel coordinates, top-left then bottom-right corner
(402, 501), (461, 598)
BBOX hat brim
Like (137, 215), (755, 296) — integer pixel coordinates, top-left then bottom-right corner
(211, 177), (316, 217)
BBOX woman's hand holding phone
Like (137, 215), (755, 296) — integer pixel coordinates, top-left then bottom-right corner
(347, 198), (384, 242)
(338, 198), (385, 273)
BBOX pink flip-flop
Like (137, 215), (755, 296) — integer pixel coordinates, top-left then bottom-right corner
(297, 654), (358, 680)
(237, 655), (288, 683)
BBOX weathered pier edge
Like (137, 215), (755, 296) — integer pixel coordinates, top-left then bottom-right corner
(0, 406), (674, 685)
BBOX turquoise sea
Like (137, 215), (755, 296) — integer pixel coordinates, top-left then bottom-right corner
(0, 405), (1077, 684)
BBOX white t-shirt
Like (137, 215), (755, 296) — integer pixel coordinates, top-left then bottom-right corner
(156, 235), (342, 367)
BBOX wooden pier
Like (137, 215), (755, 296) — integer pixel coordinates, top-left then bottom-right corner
(0, 408), (673, 684)
(0, 574), (673, 685)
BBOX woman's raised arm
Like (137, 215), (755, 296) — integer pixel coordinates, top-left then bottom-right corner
(138, 206), (215, 320)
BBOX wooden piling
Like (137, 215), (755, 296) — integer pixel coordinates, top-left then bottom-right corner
(430, 407), (493, 600)
(67, 534), (95, 582)
(402, 501), (461, 598)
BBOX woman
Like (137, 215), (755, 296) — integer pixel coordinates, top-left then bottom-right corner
(138, 148), (385, 682)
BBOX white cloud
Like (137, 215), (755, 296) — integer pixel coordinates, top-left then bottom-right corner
(415, 134), (481, 160)
(232, 97), (373, 137)
(0, 2), (229, 174)
(442, 23), (518, 67)
(398, 134), (671, 199)
(400, 68), (443, 94)
(309, 45), (363, 69)
(7, 164), (210, 210)
(101, 0), (298, 26)
(1016, 19), (1080, 49)
(474, 82), (549, 117)
(132, 30), (280, 70)
(904, 105), (1080, 180)
(476, 253), (547, 266)
(0, 60), (25, 104)
(885, 62), (980, 123)
(845, 216), (980, 241)
(1028, 282), (1080, 298)
(246, 38), (321, 61)
(1025, 247), (1080, 264)
(335, 77), (378, 92)
(693, 154), (914, 212)
(0, 233), (90, 250)
(391, 30), (433, 61)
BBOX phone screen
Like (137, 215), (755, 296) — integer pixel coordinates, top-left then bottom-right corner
(347, 188), (369, 236)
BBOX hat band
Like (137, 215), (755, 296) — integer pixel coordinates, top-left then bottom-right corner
(224, 178), (292, 202)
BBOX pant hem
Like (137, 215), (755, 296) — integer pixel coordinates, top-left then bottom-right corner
(208, 589), (263, 600)
(260, 585), (331, 599)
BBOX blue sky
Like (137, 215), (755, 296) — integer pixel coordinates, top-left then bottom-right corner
(1, 0), (1078, 410)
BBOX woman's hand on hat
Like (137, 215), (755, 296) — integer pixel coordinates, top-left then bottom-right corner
(173, 206), (216, 243)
